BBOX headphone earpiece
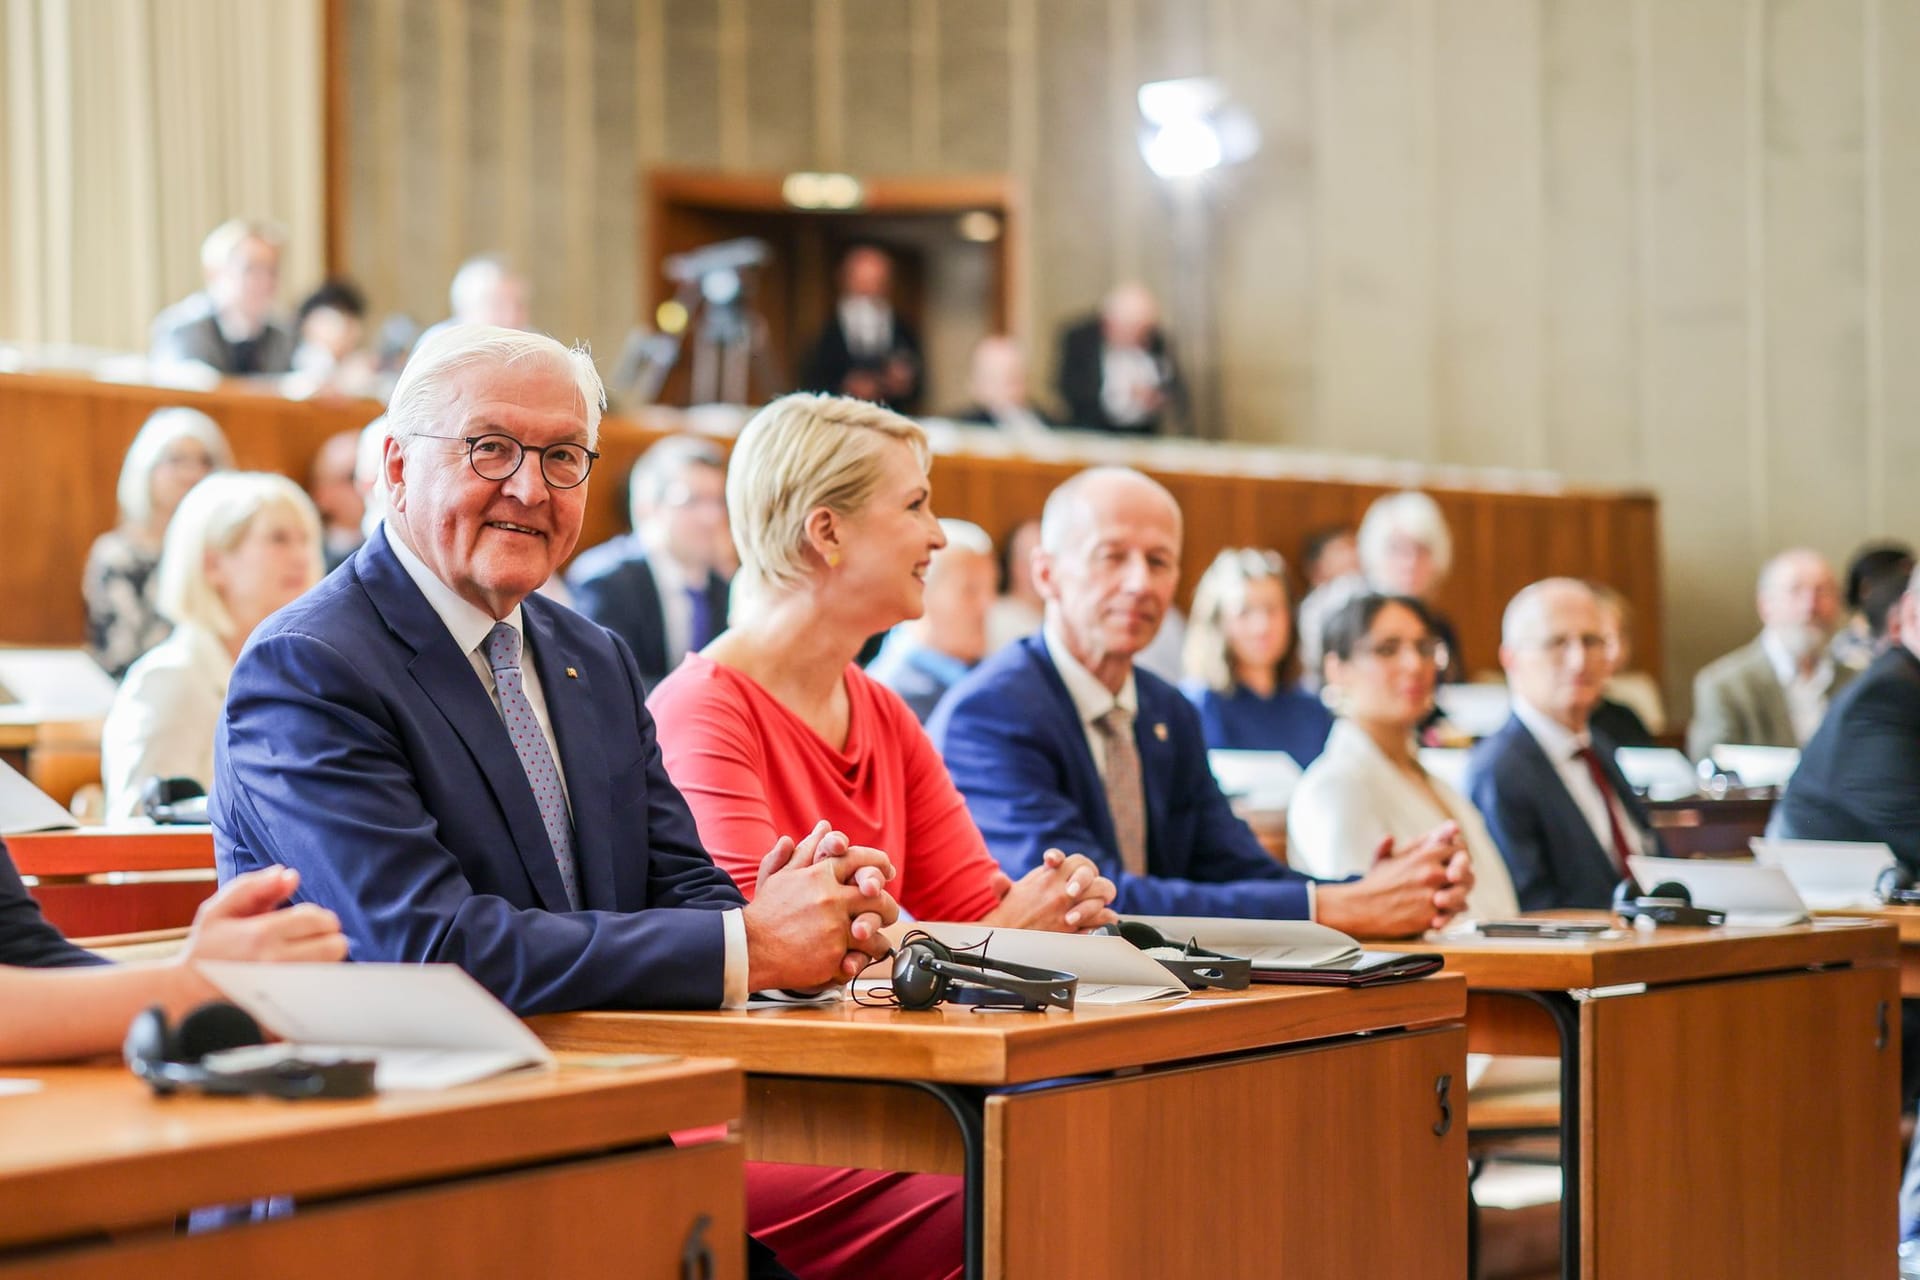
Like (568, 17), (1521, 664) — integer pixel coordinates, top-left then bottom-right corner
(1878, 863), (1920, 905)
(886, 932), (1078, 1013)
(1612, 877), (1725, 927)
(891, 937), (956, 1011)
(124, 1001), (376, 1100)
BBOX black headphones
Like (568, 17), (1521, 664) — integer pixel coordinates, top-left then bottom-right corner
(1612, 878), (1727, 927)
(124, 1001), (377, 1100)
(1878, 864), (1920, 906)
(1096, 920), (1251, 990)
(886, 932), (1079, 1013)
(140, 776), (210, 825)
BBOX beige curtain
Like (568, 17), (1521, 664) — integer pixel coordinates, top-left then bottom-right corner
(1, 0), (324, 351)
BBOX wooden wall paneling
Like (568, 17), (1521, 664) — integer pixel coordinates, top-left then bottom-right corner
(935, 0), (1012, 176)
(742, 1), (817, 175)
(838, 0), (917, 174)
(1874, 1), (1920, 549)
(661, 0), (723, 168)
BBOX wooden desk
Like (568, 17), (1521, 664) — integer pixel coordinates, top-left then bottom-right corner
(10, 826), (216, 938)
(534, 976), (1469, 1280)
(0, 1057), (744, 1277)
(1380, 919), (1899, 1279)
(1816, 905), (1920, 996)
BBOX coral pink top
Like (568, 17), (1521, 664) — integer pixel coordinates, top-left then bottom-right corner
(648, 653), (1003, 923)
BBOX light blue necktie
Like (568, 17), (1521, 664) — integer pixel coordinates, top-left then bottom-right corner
(484, 622), (581, 910)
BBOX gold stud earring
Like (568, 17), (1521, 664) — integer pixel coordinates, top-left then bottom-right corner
(826, 551), (841, 568)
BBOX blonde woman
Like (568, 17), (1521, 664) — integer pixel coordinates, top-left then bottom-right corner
(1181, 548), (1334, 765)
(84, 407), (235, 677)
(102, 472), (323, 819)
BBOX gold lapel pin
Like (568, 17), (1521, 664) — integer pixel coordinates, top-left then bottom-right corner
(565, 667), (578, 679)
(1153, 722), (1168, 741)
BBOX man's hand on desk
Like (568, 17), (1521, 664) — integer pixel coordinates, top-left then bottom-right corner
(983, 848), (1119, 933)
(744, 821), (901, 990)
(1315, 821), (1474, 938)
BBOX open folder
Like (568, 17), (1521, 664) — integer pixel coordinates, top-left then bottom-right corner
(196, 962), (555, 1091)
(1122, 916), (1443, 987)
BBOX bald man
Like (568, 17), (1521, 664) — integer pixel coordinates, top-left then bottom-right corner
(1465, 579), (1667, 909)
(867, 520), (998, 722)
(1055, 283), (1185, 434)
(1688, 548), (1853, 759)
(931, 466), (1473, 933)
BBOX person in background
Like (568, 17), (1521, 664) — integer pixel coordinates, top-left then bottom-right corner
(1297, 491), (1462, 689)
(85, 407), (235, 678)
(413, 254), (533, 351)
(308, 430), (368, 572)
(1834, 543), (1916, 671)
(285, 278), (385, 400)
(1301, 525), (1360, 593)
(354, 415), (389, 542)
(648, 393), (1115, 1278)
(1464, 580), (1663, 910)
(1288, 593), (1517, 918)
(986, 517), (1045, 652)
(1180, 548), (1334, 766)
(566, 435), (733, 692)
(1587, 584), (1659, 748)
(0, 854), (345, 1065)
(102, 473), (323, 820)
(867, 519), (999, 722)
(1055, 282), (1184, 434)
(948, 336), (1056, 439)
(1688, 548), (1850, 758)
(150, 219), (296, 376)
(798, 245), (923, 413)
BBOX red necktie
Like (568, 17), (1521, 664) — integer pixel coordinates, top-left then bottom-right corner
(1576, 746), (1635, 874)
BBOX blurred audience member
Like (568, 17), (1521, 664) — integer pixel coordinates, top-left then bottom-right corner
(950, 336), (1056, 440)
(1056, 282), (1184, 434)
(1180, 549), (1333, 765)
(286, 278), (385, 399)
(799, 245), (923, 412)
(1288, 593), (1517, 917)
(102, 473), (323, 819)
(1465, 580), (1664, 910)
(308, 430), (367, 572)
(1298, 491), (1462, 688)
(85, 408), (234, 678)
(1835, 542), (1916, 671)
(1587, 584), (1659, 748)
(868, 520), (998, 722)
(414, 254), (532, 350)
(150, 219), (295, 376)
(1300, 525), (1359, 592)
(986, 518), (1045, 652)
(567, 436), (732, 691)
(1688, 548), (1849, 758)
(354, 414), (389, 541)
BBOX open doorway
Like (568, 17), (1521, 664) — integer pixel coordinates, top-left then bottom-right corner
(638, 170), (1019, 412)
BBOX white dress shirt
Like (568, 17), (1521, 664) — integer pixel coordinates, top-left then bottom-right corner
(101, 623), (233, 820)
(1288, 719), (1519, 919)
(1511, 696), (1651, 870)
(838, 297), (894, 358)
(1099, 345), (1162, 427)
(1761, 629), (1836, 746)
(642, 535), (696, 671)
(386, 521), (748, 1004)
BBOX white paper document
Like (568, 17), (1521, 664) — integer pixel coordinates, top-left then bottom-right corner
(1707, 744), (1801, 789)
(1433, 684), (1512, 739)
(1627, 856), (1810, 928)
(1121, 915), (1363, 970)
(1750, 838), (1897, 910)
(873, 923), (1189, 1004)
(195, 962), (555, 1091)
(0, 760), (78, 834)
(1207, 750), (1304, 811)
(0, 649), (118, 721)
(1613, 747), (1700, 801)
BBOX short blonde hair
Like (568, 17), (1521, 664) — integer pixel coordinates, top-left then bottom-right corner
(726, 393), (930, 605)
(200, 218), (286, 273)
(116, 407), (235, 526)
(1184, 548), (1295, 693)
(1358, 490), (1453, 583)
(155, 472), (323, 640)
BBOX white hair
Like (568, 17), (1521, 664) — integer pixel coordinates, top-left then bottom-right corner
(387, 325), (605, 449)
(1501, 577), (1595, 647)
(1038, 466), (1179, 554)
(1757, 547), (1830, 598)
(155, 472), (323, 640)
(449, 254), (516, 321)
(936, 519), (993, 558)
(199, 218), (285, 273)
(1357, 490), (1453, 582)
(116, 407), (235, 526)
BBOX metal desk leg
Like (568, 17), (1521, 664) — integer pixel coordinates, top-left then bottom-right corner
(1507, 990), (1582, 1280)
(904, 1081), (988, 1280)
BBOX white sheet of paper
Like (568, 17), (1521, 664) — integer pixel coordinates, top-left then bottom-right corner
(1207, 750), (1303, 810)
(0, 649), (118, 720)
(1707, 744), (1801, 789)
(1627, 856), (1810, 927)
(0, 759), (78, 834)
(891, 923), (1188, 1003)
(195, 962), (554, 1090)
(1750, 838), (1897, 909)
(1613, 747), (1699, 801)
(1121, 915), (1363, 969)
(1433, 683), (1512, 739)
(0, 1078), (43, 1097)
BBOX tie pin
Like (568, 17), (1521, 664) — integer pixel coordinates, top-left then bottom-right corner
(565, 667), (578, 679)
(1153, 722), (1168, 741)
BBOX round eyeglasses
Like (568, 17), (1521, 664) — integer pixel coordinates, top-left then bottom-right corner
(415, 432), (600, 490)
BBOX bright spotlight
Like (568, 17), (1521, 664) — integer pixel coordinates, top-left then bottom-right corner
(1136, 77), (1259, 181)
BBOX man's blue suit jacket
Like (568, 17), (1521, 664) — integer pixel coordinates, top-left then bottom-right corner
(1463, 714), (1664, 911)
(928, 635), (1316, 918)
(212, 527), (746, 1016)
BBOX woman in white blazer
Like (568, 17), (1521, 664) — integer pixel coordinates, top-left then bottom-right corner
(102, 472), (324, 819)
(1288, 592), (1519, 919)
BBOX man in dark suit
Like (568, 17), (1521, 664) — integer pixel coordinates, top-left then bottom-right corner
(798, 245), (922, 412)
(1054, 283), (1184, 435)
(1465, 580), (1665, 910)
(149, 219), (297, 376)
(930, 466), (1472, 931)
(214, 326), (897, 1020)
(566, 435), (732, 691)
